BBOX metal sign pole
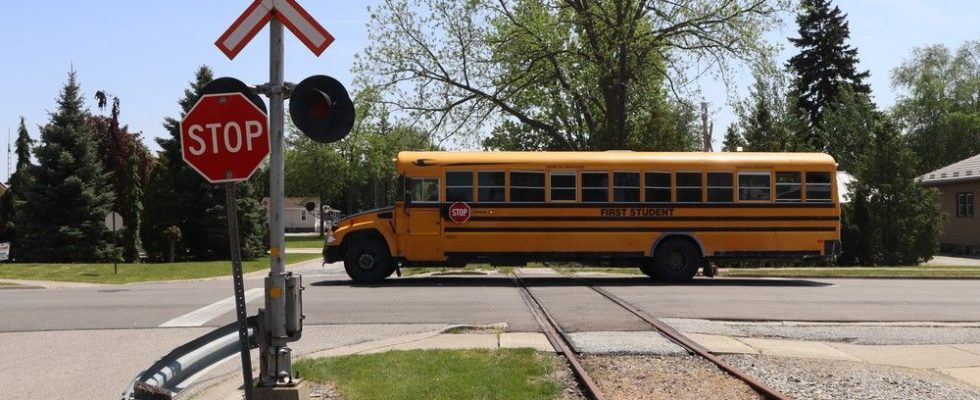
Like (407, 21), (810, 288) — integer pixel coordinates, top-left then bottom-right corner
(223, 182), (255, 399)
(260, 15), (294, 387)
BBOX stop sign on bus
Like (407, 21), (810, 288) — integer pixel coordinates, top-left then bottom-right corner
(181, 93), (270, 183)
(448, 202), (471, 224)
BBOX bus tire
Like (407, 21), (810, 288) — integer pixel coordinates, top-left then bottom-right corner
(344, 240), (393, 283)
(651, 237), (703, 283)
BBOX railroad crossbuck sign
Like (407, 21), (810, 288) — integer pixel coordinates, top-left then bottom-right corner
(180, 93), (270, 183)
(448, 202), (472, 224)
(216, 0), (334, 59)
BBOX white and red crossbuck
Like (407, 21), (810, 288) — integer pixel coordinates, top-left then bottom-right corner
(216, 0), (334, 59)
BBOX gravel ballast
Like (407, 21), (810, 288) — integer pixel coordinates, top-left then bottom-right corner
(723, 354), (980, 400)
(582, 354), (763, 400)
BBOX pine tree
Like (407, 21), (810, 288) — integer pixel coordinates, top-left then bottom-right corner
(843, 116), (944, 265)
(737, 66), (797, 152)
(150, 66), (267, 261)
(17, 71), (117, 262)
(787, 0), (870, 149)
(721, 125), (745, 151)
(123, 139), (144, 262)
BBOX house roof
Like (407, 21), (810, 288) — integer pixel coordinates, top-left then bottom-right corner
(261, 197), (319, 209)
(920, 154), (980, 186)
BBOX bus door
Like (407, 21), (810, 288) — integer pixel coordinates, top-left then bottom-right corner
(402, 177), (443, 260)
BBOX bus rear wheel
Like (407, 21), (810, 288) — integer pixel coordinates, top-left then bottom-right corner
(344, 240), (393, 283)
(649, 238), (703, 283)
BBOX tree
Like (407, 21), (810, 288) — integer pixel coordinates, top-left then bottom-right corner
(721, 124), (745, 151)
(733, 61), (799, 152)
(17, 71), (117, 262)
(818, 85), (875, 172)
(840, 115), (944, 265)
(787, 0), (870, 149)
(891, 41), (980, 174)
(148, 66), (266, 261)
(358, 0), (787, 149)
(3, 117), (35, 246)
(123, 139), (144, 261)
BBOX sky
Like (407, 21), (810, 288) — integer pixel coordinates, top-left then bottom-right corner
(1, 0), (978, 181)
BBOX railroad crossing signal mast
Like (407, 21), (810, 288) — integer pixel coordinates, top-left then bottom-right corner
(204, 1), (354, 398)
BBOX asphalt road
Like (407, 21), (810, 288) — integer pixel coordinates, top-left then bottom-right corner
(4, 261), (980, 333)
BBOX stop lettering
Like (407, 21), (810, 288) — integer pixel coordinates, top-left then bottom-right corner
(180, 93), (270, 183)
(448, 202), (471, 224)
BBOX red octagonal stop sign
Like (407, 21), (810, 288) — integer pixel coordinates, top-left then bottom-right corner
(448, 202), (471, 224)
(181, 93), (270, 183)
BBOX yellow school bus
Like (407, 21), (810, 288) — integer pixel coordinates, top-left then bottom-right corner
(324, 151), (841, 283)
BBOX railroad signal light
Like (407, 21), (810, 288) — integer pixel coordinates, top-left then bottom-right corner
(200, 77), (268, 113)
(289, 75), (355, 144)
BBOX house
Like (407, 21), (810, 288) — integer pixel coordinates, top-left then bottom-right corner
(920, 154), (980, 254)
(261, 197), (322, 233)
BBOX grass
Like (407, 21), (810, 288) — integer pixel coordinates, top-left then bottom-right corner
(0, 281), (16, 286)
(285, 234), (325, 249)
(401, 264), (513, 277)
(0, 253), (321, 284)
(295, 349), (561, 400)
(723, 264), (980, 279)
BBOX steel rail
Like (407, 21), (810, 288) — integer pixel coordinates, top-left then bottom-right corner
(584, 283), (792, 400)
(510, 272), (606, 400)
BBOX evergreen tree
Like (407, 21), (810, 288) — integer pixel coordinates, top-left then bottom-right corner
(17, 71), (117, 262)
(787, 0), (870, 149)
(818, 85), (875, 172)
(736, 64), (798, 152)
(123, 140), (144, 262)
(150, 66), (266, 260)
(140, 159), (175, 261)
(2, 117), (35, 245)
(721, 125), (745, 151)
(842, 116), (944, 265)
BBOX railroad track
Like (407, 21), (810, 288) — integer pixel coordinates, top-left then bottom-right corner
(509, 271), (791, 400)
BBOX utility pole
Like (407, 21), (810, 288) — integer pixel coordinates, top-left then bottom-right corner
(701, 101), (713, 152)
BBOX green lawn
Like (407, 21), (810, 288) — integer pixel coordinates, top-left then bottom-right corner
(723, 265), (980, 279)
(295, 349), (561, 400)
(285, 234), (325, 249)
(0, 253), (321, 284)
(0, 281), (16, 286)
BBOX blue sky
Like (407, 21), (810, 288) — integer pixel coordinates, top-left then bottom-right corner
(1, 0), (978, 179)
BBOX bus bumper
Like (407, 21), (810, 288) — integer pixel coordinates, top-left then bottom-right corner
(324, 245), (341, 263)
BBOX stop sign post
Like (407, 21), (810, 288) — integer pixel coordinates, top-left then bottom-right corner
(181, 93), (270, 183)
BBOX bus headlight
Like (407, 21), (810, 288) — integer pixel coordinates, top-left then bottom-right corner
(326, 231), (337, 244)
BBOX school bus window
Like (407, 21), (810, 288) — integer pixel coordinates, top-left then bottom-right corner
(582, 172), (609, 202)
(645, 172), (671, 203)
(676, 172), (702, 203)
(510, 171), (545, 202)
(550, 172), (577, 202)
(478, 171), (505, 202)
(806, 172), (833, 202)
(738, 172), (771, 201)
(410, 177), (440, 203)
(707, 172), (733, 203)
(776, 172), (802, 203)
(613, 172), (640, 202)
(446, 171), (474, 202)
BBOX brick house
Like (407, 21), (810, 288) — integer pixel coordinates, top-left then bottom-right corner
(920, 154), (980, 254)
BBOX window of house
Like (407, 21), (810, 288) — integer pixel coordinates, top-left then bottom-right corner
(410, 177), (440, 203)
(958, 192), (974, 218)
(550, 172), (577, 202)
(477, 171), (505, 202)
(613, 172), (640, 202)
(806, 172), (833, 202)
(676, 172), (703, 203)
(738, 172), (771, 201)
(706, 172), (733, 203)
(776, 172), (802, 203)
(446, 171), (474, 202)
(301, 210), (307, 221)
(582, 172), (609, 202)
(644, 172), (671, 203)
(510, 171), (545, 202)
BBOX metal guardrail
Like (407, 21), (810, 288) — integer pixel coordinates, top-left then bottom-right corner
(121, 316), (259, 400)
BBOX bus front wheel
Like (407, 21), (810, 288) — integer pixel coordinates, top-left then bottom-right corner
(649, 238), (703, 283)
(344, 240), (393, 283)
